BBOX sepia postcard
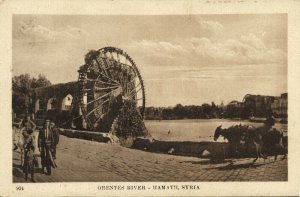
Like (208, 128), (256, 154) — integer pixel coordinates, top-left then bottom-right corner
(1, 0), (300, 196)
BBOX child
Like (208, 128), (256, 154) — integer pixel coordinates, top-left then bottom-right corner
(23, 135), (36, 182)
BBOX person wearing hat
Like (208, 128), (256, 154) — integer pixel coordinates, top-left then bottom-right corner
(254, 114), (276, 158)
(38, 119), (59, 175)
(256, 115), (275, 137)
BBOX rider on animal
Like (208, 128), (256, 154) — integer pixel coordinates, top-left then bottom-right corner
(214, 115), (287, 162)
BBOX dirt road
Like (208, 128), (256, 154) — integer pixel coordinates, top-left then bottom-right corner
(13, 135), (287, 182)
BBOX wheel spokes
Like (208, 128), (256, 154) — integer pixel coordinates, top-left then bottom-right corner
(86, 91), (111, 105)
(135, 97), (144, 101)
(93, 110), (109, 126)
(96, 66), (119, 85)
(96, 82), (119, 89)
(86, 98), (110, 117)
(102, 53), (115, 79)
(86, 78), (118, 87)
(94, 58), (110, 79)
(128, 82), (141, 95)
(128, 86), (142, 100)
(79, 47), (146, 131)
(94, 85), (119, 91)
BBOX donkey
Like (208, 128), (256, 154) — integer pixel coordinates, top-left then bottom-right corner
(213, 124), (248, 159)
(243, 125), (268, 162)
(214, 125), (287, 163)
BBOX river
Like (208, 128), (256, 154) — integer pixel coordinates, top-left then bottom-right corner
(144, 119), (287, 142)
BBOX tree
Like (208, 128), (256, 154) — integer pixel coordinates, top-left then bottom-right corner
(12, 74), (51, 115)
(174, 104), (185, 119)
(31, 74), (51, 88)
(162, 108), (175, 119)
(202, 103), (212, 118)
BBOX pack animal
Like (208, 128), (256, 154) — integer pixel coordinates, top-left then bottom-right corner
(213, 124), (248, 158)
(214, 125), (287, 163)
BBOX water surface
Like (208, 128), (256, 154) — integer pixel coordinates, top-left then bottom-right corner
(145, 119), (287, 142)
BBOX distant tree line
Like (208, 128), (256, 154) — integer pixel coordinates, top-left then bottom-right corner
(13, 73), (275, 121)
(144, 103), (228, 120)
(144, 101), (279, 120)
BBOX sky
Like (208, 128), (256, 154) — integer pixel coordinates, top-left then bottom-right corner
(12, 14), (287, 107)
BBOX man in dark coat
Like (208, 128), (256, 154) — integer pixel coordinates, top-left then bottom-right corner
(38, 119), (59, 175)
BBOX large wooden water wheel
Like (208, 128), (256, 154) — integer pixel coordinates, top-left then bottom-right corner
(77, 47), (147, 143)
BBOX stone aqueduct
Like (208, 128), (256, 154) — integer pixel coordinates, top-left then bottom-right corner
(32, 81), (86, 129)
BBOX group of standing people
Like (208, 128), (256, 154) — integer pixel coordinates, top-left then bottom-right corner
(14, 115), (59, 182)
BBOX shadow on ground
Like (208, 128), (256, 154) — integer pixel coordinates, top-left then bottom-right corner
(12, 165), (24, 179)
(13, 162), (46, 179)
(179, 159), (237, 165)
(207, 160), (276, 171)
